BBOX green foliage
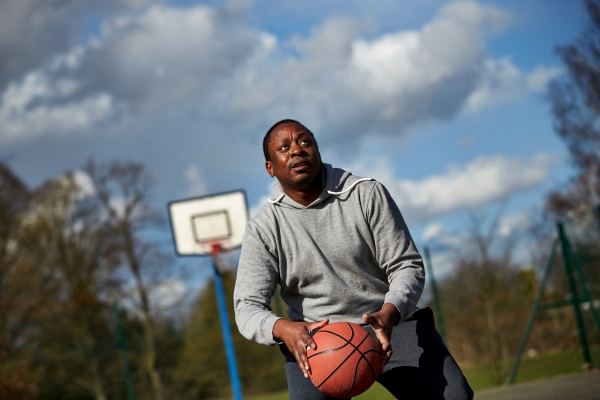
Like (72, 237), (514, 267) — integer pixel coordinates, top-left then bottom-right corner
(174, 271), (286, 398)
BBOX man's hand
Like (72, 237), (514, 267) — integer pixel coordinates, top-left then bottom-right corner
(362, 303), (400, 369)
(273, 318), (329, 378)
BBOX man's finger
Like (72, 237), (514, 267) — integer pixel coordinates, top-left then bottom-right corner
(362, 314), (371, 324)
(306, 319), (329, 350)
(374, 327), (389, 345)
(363, 313), (384, 330)
(296, 347), (311, 378)
(309, 318), (329, 332)
(305, 337), (316, 350)
(373, 328), (392, 368)
(382, 350), (392, 368)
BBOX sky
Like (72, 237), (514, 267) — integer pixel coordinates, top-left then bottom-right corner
(0, 0), (590, 298)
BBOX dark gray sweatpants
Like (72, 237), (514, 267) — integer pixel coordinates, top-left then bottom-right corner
(280, 308), (473, 400)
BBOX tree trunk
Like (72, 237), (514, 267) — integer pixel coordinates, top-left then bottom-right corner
(485, 298), (504, 384)
(125, 227), (163, 400)
(80, 329), (107, 400)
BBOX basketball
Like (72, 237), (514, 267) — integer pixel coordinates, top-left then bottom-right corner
(307, 321), (383, 398)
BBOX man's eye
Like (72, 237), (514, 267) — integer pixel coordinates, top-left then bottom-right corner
(280, 144), (289, 150)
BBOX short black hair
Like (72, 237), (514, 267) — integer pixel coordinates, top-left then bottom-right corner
(263, 119), (318, 161)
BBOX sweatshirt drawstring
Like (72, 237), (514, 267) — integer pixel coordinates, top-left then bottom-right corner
(268, 194), (285, 204)
(326, 178), (373, 195)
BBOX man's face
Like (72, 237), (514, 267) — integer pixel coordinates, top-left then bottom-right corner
(265, 122), (322, 190)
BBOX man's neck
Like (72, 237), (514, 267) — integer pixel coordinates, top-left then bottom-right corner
(281, 169), (323, 206)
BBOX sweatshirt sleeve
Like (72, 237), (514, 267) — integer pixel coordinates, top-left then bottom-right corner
(233, 222), (282, 345)
(365, 182), (425, 321)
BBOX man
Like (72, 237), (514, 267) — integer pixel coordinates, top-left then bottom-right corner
(234, 119), (473, 399)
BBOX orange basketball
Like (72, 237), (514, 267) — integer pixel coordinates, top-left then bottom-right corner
(307, 322), (383, 398)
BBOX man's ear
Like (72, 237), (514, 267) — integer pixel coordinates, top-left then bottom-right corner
(265, 161), (275, 177)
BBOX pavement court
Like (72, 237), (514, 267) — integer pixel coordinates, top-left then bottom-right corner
(475, 370), (600, 400)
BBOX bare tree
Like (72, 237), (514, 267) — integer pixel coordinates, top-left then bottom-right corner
(547, 0), (600, 216)
(0, 162), (39, 399)
(85, 160), (165, 400)
(443, 209), (522, 385)
(23, 173), (124, 400)
(468, 212), (509, 383)
(0, 163), (28, 345)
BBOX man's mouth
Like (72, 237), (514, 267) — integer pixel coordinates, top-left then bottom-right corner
(290, 160), (309, 171)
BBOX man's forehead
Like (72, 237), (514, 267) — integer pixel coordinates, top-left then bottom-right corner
(271, 122), (310, 139)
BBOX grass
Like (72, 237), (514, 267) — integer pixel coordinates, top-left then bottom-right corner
(462, 346), (600, 392)
(247, 347), (600, 400)
(247, 382), (394, 400)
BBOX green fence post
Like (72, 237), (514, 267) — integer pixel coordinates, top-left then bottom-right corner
(273, 286), (284, 317)
(113, 304), (136, 400)
(424, 246), (447, 345)
(566, 238), (600, 333)
(508, 240), (558, 384)
(557, 222), (592, 369)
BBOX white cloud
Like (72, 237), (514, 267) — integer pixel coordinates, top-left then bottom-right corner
(72, 171), (96, 198)
(526, 65), (563, 91)
(0, 49), (119, 141)
(0, 1), (530, 147)
(348, 153), (558, 224)
(149, 279), (187, 310)
(427, 249), (457, 278)
(423, 222), (444, 241)
(497, 212), (531, 237)
(465, 57), (522, 111)
(0, 2), (263, 142)
(229, 1), (513, 141)
(466, 60), (564, 112)
(0, 0), (563, 206)
(0, 0), (163, 93)
(420, 214), (535, 278)
(419, 222), (462, 278)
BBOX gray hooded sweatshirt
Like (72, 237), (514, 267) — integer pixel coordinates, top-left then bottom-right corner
(234, 163), (425, 346)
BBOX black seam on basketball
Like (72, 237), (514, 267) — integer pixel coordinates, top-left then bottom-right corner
(316, 333), (368, 389)
(315, 323), (370, 389)
(343, 337), (380, 396)
(345, 354), (364, 397)
(311, 324), (373, 363)
(358, 349), (378, 384)
(307, 323), (355, 359)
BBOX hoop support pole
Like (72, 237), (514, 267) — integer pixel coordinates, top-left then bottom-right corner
(211, 256), (244, 400)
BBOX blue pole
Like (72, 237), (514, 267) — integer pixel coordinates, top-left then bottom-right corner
(211, 258), (244, 400)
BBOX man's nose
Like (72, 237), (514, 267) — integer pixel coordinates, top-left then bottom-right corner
(290, 141), (306, 157)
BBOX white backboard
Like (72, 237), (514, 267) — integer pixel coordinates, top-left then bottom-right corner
(168, 190), (248, 256)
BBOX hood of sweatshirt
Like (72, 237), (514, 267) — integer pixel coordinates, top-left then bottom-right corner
(267, 163), (372, 209)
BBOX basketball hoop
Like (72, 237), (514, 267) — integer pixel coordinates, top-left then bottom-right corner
(166, 190), (248, 400)
(196, 239), (226, 256)
(168, 190), (248, 256)
(210, 242), (224, 256)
